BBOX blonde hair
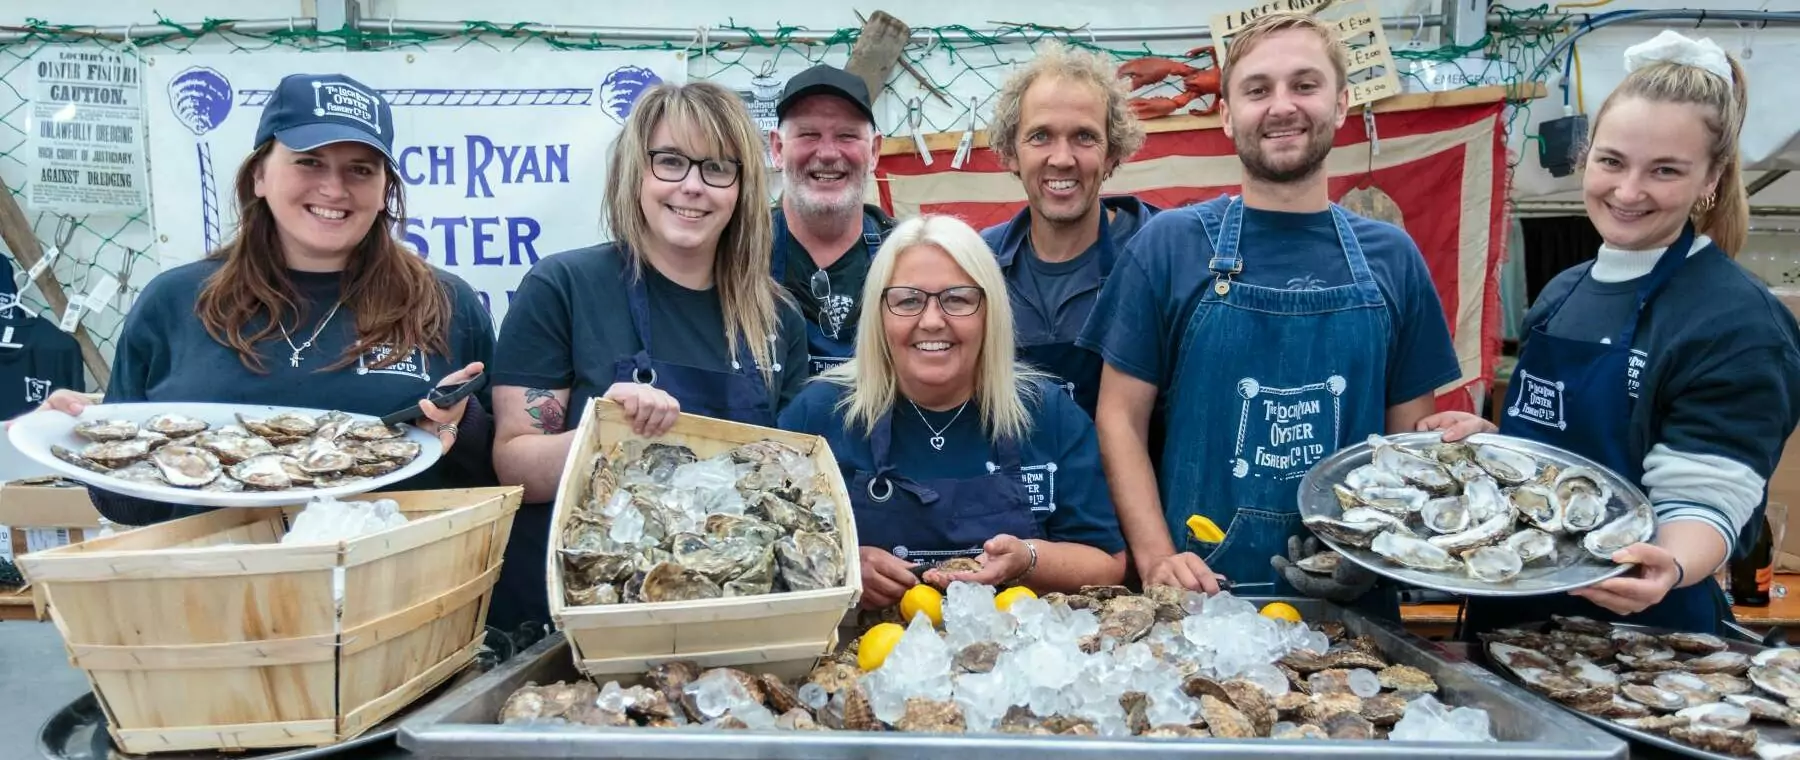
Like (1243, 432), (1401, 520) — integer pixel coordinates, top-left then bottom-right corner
(988, 40), (1146, 172)
(817, 214), (1050, 443)
(1221, 12), (1350, 98)
(1587, 48), (1750, 256)
(604, 81), (784, 382)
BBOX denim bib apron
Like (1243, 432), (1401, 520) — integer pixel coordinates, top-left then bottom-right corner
(1008, 210), (1117, 418)
(487, 269), (778, 637)
(1463, 222), (1729, 636)
(773, 211), (884, 376)
(849, 408), (1042, 563)
(1163, 196), (1392, 610)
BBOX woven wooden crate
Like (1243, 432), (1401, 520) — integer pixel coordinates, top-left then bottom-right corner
(548, 399), (862, 683)
(17, 486), (522, 754)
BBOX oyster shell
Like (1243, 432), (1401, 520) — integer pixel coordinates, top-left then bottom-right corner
(1750, 665), (1800, 700)
(1295, 551), (1342, 575)
(805, 662), (860, 695)
(81, 437), (154, 467)
(1463, 544), (1524, 583)
(1582, 503), (1653, 561)
(1757, 742), (1800, 760)
(895, 698), (965, 733)
(1371, 531), (1460, 571)
(1360, 692), (1409, 726)
(1487, 642), (1559, 672)
(230, 453), (293, 490)
(1724, 693), (1796, 723)
(1697, 673), (1754, 696)
(1460, 475), (1510, 522)
(1552, 466), (1611, 503)
(1755, 649), (1800, 670)
(73, 418), (139, 441)
(1517, 667), (1614, 706)
(1564, 658), (1622, 689)
(1664, 632), (1730, 655)
(1427, 512), (1514, 555)
(144, 412), (209, 436)
(1616, 643), (1679, 668)
(1303, 515), (1388, 549)
(1222, 678), (1276, 735)
(704, 513), (781, 545)
(1561, 492), (1608, 533)
(1344, 463), (1407, 491)
(1506, 529), (1558, 564)
(640, 562), (723, 603)
(51, 445), (110, 473)
(839, 686), (883, 731)
(109, 460), (166, 484)
(1271, 723), (1328, 740)
(1616, 714), (1692, 733)
(1299, 692), (1365, 724)
(1475, 443), (1541, 485)
(1376, 664), (1438, 694)
(777, 708), (821, 730)
(1507, 484), (1563, 533)
(955, 641), (1001, 674)
(1655, 672), (1721, 705)
(196, 431), (275, 465)
(362, 439), (422, 462)
(1420, 496), (1471, 534)
(1577, 696), (1653, 719)
(1667, 725), (1759, 755)
(1322, 710), (1377, 740)
(1623, 684), (1689, 712)
(1098, 595), (1157, 643)
(346, 420), (406, 441)
(1335, 484), (1429, 516)
(775, 530), (844, 591)
(1200, 695), (1257, 738)
(1678, 701), (1753, 728)
(149, 445), (221, 487)
(297, 438), (355, 474)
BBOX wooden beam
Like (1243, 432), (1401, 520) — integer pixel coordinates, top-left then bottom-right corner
(878, 82), (1547, 157)
(0, 178), (111, 390)
(843, 11), (914, 109)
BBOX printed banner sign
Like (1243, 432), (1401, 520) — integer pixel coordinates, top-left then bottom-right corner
(28, 46), (149, 214)
(876, 101), (1509, 413)
(145, 50), (688, 330)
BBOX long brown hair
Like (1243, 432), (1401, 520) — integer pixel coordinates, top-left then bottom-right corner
(1589, 50), (1750, 256)
(603, 81), (784, 384)
(196, 142), (451, 373)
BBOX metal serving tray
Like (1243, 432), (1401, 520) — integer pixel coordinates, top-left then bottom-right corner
(397, 598), (1628, 760)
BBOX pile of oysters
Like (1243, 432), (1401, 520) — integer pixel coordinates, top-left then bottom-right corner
(1304, 435), (1652, 585)
(502, 585), (1456, 740)
(1484, 616), (1800, 758)
(558, 439), (846, 606)
(50, 411), (420, 492)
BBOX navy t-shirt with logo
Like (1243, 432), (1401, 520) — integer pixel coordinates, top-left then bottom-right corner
(776, 377), (1125, 554)
(0, 312), (85, 420)
(98, 258), (497, 519)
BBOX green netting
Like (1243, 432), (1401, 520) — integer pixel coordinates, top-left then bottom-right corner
(0, 7), (1572, 392)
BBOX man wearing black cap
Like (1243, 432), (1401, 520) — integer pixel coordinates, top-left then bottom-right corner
(769, 64), (895, 377)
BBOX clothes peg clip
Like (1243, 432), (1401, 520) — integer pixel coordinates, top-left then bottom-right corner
(1363, 109), (1380, 156)
(951, 97), (979, 169)
(907, 98), (933, 166)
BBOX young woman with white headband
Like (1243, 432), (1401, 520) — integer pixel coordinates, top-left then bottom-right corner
(1422, 30), (1800, 634)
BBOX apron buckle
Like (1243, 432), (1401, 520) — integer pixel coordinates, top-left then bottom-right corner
(633, 367), (658, 386)
(867, 476), (894, 503)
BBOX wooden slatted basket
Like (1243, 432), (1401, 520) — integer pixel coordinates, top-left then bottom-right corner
(17, 486), (522, 754)
(548, 399), (862, 683)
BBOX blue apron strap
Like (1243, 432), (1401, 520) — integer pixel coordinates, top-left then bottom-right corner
(861, 212), (884, 251)
(993, 431), (1023, 471)
(770, 208), (790, 281)
(623, 268), (656, 382)
(870, 409), (940, 504)
(1328, 205), (1386, 305)
(1095, 204), (1119, 272)
(1206, 197), (1245, 278)
(1619, 222), (1699, 347)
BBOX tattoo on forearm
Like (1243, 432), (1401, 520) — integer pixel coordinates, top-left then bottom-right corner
(524, 388), (567, 433)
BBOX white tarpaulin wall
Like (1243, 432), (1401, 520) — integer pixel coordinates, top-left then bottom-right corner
(142, 50), (687, 330)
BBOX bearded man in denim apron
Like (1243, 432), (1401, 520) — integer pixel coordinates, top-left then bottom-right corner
(1077, 12), (1461, 617)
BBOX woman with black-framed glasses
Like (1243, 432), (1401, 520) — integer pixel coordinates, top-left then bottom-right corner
(778, 214), (1125, 609)
(487, 81), (808, 634)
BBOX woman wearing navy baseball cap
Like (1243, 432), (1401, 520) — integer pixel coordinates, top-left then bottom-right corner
(29, 72), (499, 524)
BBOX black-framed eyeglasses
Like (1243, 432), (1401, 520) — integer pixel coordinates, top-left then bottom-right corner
(647, 149), (741, 188)
(882, 286), (985, 317)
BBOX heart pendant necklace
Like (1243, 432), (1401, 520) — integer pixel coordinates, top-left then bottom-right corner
(908, 398), (969, 451)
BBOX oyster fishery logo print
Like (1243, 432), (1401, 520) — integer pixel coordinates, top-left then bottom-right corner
(1232, 375), (1346, 480)
(167, 67), (233, 252)
(1507, 368), (1567, 431)
(601, 65), (662, 124)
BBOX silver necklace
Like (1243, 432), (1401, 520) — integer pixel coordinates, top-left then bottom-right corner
(908, 398), (969, 451)
(277, 300), (344, 368)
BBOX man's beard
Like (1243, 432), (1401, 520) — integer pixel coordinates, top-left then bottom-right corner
(784, 163), (869, 218)
(1235, 117), (1334, 185)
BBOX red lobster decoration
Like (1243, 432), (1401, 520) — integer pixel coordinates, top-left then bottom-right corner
(1119, 46), (1222, 120)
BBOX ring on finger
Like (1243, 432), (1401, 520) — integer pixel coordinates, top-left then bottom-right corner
(438, 422), (460, 439)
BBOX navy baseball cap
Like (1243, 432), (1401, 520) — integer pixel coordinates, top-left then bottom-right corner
(777, 64), (875, 124)
(254, 73), (396, 166)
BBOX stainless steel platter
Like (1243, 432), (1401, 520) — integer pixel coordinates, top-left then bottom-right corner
(1297, 432), (1655, 597)
(1479, 617), (1800, 760)
(397, 598), (1628, 760)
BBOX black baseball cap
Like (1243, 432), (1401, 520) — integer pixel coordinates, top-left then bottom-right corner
(254, 73), (396, 167)
(776, 64), (875, 124)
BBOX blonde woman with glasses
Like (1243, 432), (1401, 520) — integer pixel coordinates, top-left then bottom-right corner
(779, 214), (1125, 609)
(488, 81), (808, 634)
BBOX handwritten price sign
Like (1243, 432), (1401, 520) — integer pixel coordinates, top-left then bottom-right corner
(1208, 0), (1401, 108)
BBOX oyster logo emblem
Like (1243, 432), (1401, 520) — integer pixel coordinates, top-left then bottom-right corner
(1232, 374), (1345, 480)
(311, 81), (381, 134)
(23, 377), (51, 404)
(1506, 369), (1567, 430)
(168, 67), (232, 137)
(601, 65), (662, 124)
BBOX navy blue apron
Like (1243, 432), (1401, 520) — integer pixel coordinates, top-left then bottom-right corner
(1007, 210), (1117, 418)
(1163, 196), (1396, 618)
(1462, 222), (1728, 636)
(850, 407), (1042, 563)
(486, 269), (779, 640)
(773, 211), (885, 377)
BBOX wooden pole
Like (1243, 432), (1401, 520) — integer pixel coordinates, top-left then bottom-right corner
(0, 179), (113, 391)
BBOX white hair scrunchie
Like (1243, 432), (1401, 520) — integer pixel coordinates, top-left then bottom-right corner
(1623, 29), (1735, 84)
